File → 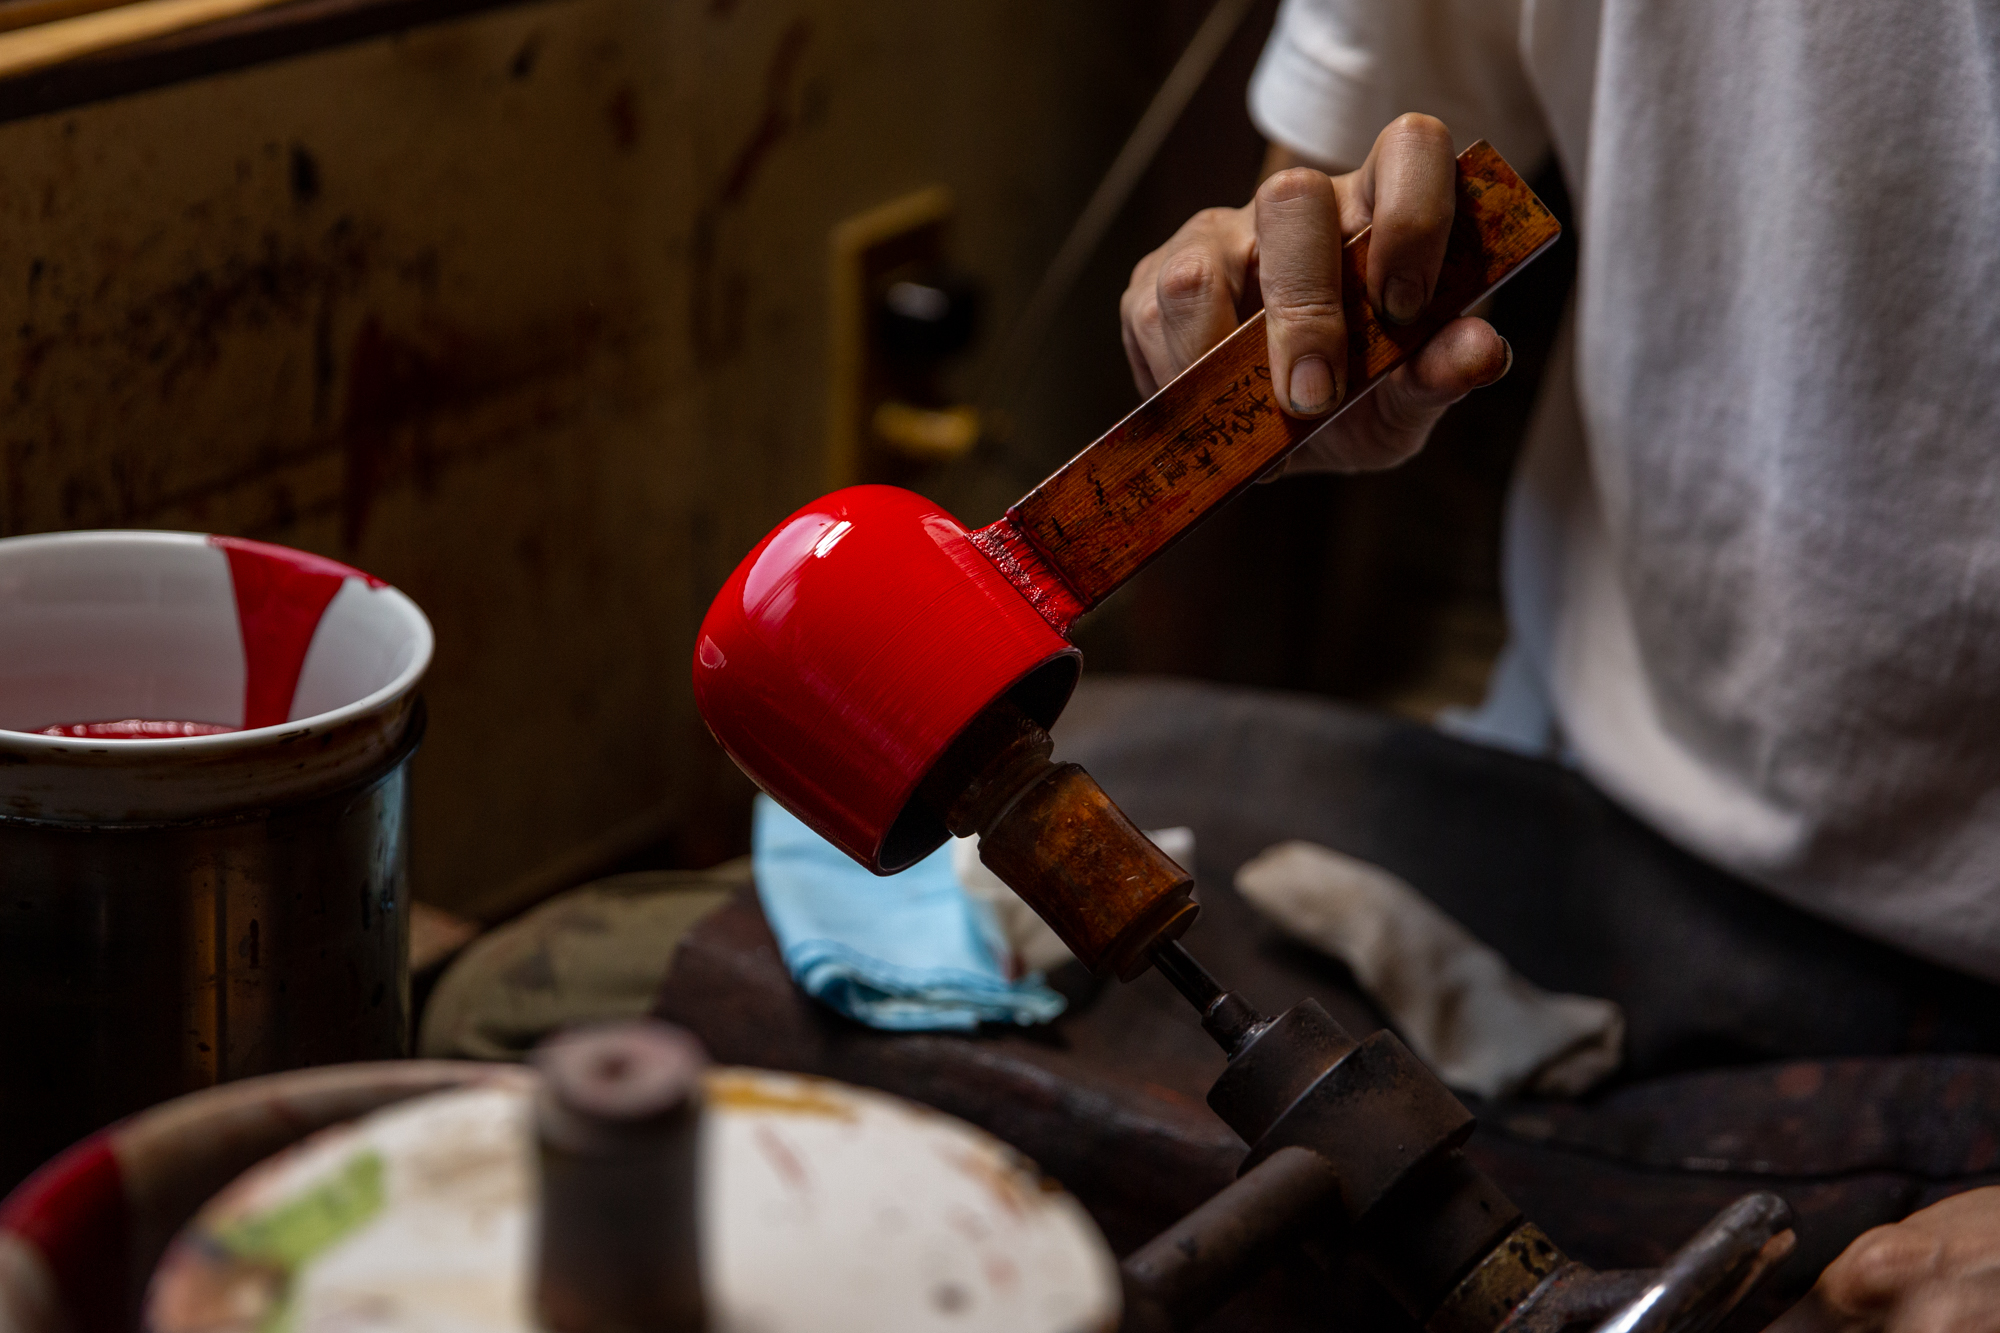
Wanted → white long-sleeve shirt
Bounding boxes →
[1250,0,2000,983]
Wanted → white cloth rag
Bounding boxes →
[953,827,1196,977]
[1236,841,1623,1100]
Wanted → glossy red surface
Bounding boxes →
[967,515,1086,635]
[209,536,383,729]
[694,486,1079,872]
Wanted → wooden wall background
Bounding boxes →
[0,0,1568,920]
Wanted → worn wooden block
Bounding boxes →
[971,140,1560,632]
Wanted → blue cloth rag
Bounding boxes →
[752,795,1066,1030]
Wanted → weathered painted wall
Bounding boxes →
[0,0,1200,916]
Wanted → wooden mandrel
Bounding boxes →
[918,700,1196,979]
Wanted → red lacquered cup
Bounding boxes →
[693,486,1078,872]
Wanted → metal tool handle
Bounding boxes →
[1591,1192,1796,1333]
[1119,1145,1342,1332]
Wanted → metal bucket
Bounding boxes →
[0,531,433,1190]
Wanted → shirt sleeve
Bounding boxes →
[1247,0,1551,174]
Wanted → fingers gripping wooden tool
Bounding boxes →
[704,145,1560,972]
[694,143,1558,978]
[693,146,1795,1332]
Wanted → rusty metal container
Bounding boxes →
[0,531,432,1190]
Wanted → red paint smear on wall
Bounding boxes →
[208,536,384,730]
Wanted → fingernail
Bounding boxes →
[1498,336,1515,380]
[1383,275,1425,325]
[1288,355,1335,415]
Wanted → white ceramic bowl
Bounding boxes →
[0,531,432,822]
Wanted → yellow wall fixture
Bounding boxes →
[869,400,979,464]
[820,180,960,482]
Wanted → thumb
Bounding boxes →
[1366,316,1509,437]
[1287,316,1510,473]
[1255,168,1349,419]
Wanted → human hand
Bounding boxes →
[1118,113,1512,473]
[1768,1188,2000,1332]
